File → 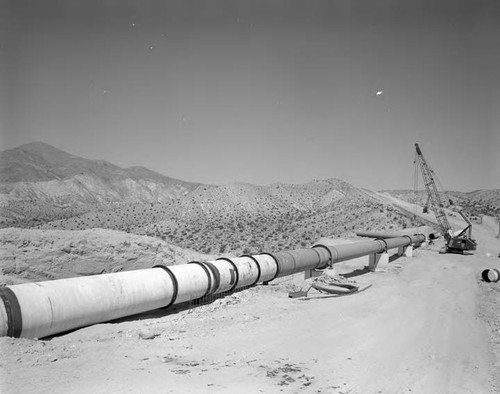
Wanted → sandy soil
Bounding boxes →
[1,218,499,393]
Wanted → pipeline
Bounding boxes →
[0,234,425,339]
[356,230,412,239]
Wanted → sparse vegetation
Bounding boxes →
[384,189,500,219]
[31,180,423,255]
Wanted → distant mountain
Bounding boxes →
[0,142,200,227]
[0,141,196,186]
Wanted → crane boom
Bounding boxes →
[414,143,452,238]
[414,143,477,254]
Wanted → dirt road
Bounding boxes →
[1,219,499,393]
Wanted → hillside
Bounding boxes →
[0,227,212,286]
[384,189,500,219]
[40,180,420,255]
[0,142,200,227]
[1,142,425,256]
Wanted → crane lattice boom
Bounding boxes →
[414,143,476,253]
[414,143,452,239]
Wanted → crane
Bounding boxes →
[414,143,477,254]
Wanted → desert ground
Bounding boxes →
[1,216,499,393]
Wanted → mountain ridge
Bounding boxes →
[0,142,200,227]
[0,141,196,186]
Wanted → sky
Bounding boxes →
[1,0,499,191]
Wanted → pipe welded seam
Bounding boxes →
[0,287,22,338]
[152,265,178,308]
[203,262,221,294]
[216,258,240,291]
[241,254,262,285]
[329,246,340,264]
[188,262,212,297]
[312,244,332,268]
[260,253,280,281]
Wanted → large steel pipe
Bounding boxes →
[265,248,331,279]
[314,234,424,266]
[356,230,410,239]
[0,235,424,339]
[356,231,427,242]
[251,254,279,282]
[0,268,175,339]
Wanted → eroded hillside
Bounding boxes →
[384,189,500,219]
[0,228,212,286]
[1,143,425,256]
[39,180,421,255]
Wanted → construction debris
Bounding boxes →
[288,269,372,298]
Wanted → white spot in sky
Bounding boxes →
[131,22,136,28]
[149,45,154,50]
[376,91,383,96]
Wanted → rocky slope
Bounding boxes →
[0,228,212,286]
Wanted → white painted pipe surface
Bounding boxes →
[210,259,238,294]
[224,256,260,289]
[0,269,174,339]
[167,264,209,304]
[251,254,279,282]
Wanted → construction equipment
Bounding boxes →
[414,143,477,253]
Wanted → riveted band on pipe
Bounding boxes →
[188,262,212,297]
[330,246,340,264]
[312,244,332,268]
[216,257,240,291]
[379,239,388,252]
[260,253,280,281]
[203,262,221,295]
[0,287,23,338]
[402,235,412,245]
[152,265,178,308]
[240,255,262,285]
[315,244,340,265]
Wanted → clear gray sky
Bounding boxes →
[1,0,499,191]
